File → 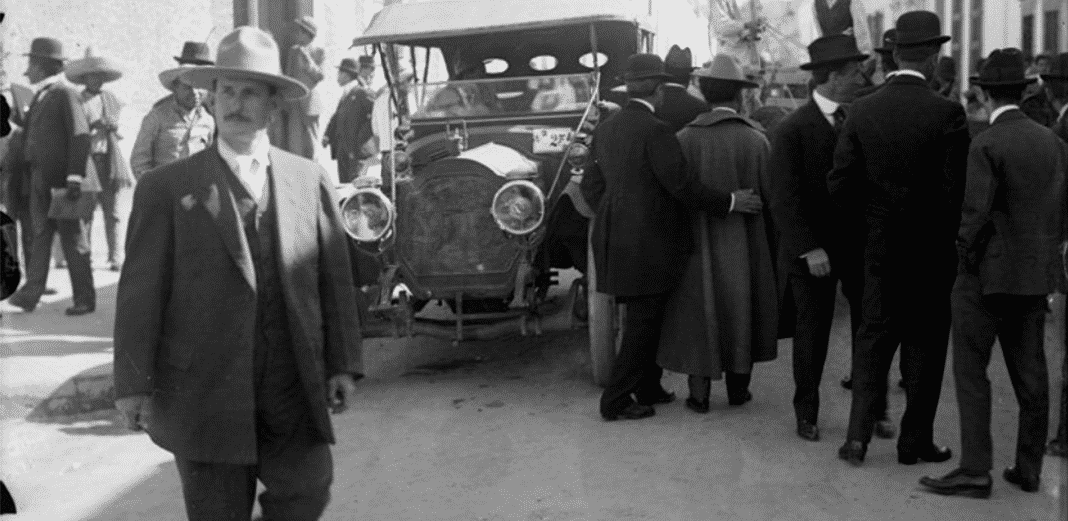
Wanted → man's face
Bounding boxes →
[83,73,105,93]
[214,76,277,138]
[359,66,374,85]
[294,30,312,46]
[337,70,354,87]
[24,59,47,85]
[173,78,203,110]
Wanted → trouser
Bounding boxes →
[599,292,670,415]
[10,210,32,268]
[287,112,320,161]
[1053,299,1068,447]
[951,273,1049,479]
[88,187,126,263]
[846,221,954,450]
[687,373,751,402]
[15,190,94,307]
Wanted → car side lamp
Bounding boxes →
[490,178,545,236]
[340,176,396,244]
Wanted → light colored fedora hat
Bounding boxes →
[159,64,202,90]
[692,54,759,89]
[181,26,309,101]
[65,47,123,84]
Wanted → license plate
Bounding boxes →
[532,128,574,154]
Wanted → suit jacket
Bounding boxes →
[1021,88,1057,127]
[24,79,90,189]
[659,83,708,133]
[1051,108,1068,143]
[958,109,1068,296]
[324,83,377,162]
[828,74,969,246]
[114,145,364,464]
[581,101,732,297]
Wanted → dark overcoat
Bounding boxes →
[24,80,90,190]
[113,145,364,464]
[659,83,708,133]
[580,100,732,297]
[957,109,1068,296]
[324,83,377,177]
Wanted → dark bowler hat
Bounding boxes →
[894,11,950,47]
[24,37,66,62]
[175,41,214,65]
[617,53,673,82]
[357,55,375,68]
[874,29,897,55]
[338,57,361,77]
[800,34,868,71]
[1040,52,1068,82]
[970,48,1035,87]
[664,45,696,73]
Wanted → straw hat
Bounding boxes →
[181,26,309,101]
[65,47,123,84]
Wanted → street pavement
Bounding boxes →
[1,223,1066,520]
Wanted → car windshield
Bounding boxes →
[410,73,596,119]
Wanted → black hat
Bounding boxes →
[24,37,66,62]
[874,29,897,55]
[664,45,696,75]
[175,41,214,66]
[338,58,361,77]
[357,55,375,68]
[617,53,673,82]
[1041,52,1068,82]
[969,48,1035,87]
[799,35,868,71]
[894,11,950,47]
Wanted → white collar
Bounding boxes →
[989,104,1019,125]
[35,73,64,92]
[711,106,738,114]
[664,82,688,88]
[631,98,656,113]
[886,69,927,81]
[217,133,271,170]
[811,90,840,116]
[1058,103,1068,123]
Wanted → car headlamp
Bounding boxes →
[490,180,545,235]
[566,143,589,169]
[340,187,396,243]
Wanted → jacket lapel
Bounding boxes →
[268,148,309,294]
[199,148,256,290]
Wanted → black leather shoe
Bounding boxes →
[636,390,676,406]
[840,376,852,390]
[6,293,36,313]
[898,444,953,465]
[602,403,655,422]
[64,303,95,316]
[727,390,753,406]
[919,468,992,499]
[797,420,820,441]
[838,440,867,466]
[874,419,897,439]
[1003,467,1039,492]
[684,397,710,413]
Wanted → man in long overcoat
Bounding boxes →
[113,27,362,520]
[323,57,377,183]
[582,53,760,421]
[657,54,777,413]
[828,11,970,466]
[659,45,708,133]
[919,48,1068,498]
[282,16,325,160]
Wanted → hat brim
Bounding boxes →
[690,74,759,89]
[895,35,952,47]
[617,72,674,82]
[181,67,310,101]
[67,69,122,84]
[24,52,66,62]
[799,53,869,71]
[338,66,362,77]
[295,20,317,38]
[1040,74,1068,82]
[969,76,1038,87]
[175,56,214,66]
[159,67,198,90]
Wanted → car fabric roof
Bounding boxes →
[352,0,652,46]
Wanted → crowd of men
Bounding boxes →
[585,9,1068,501]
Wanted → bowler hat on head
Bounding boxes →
[893,11,950,47]
[65,47,123,85]
[175,41,214,65]
[800,34,868,71]
[874,29,897,54]
[294,16,317,38]
[181,26,309,100]
[24,37,66,62]
[338,58,361,77]
[970,48,1035,87]
[1040,52,1068,82]
[692,54,759,89]
[617,53,673,82]
[664,45,696,73]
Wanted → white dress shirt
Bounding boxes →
[217,133,271,199]
[988,104,1020,125]
[811,90,843,127]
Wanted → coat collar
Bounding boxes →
[686,106,762,131]
[990,107,1027,126]
[885,73,929,88]
[627,98,656,114]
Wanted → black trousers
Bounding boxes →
[951,273,1049,479]
[599,292,670,415]
[14,187,94,307]
[846,221,954,450]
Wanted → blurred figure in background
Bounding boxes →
[130,63,215,181]
[323,57,377,183]
[282,16,325,160]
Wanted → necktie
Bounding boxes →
[832,106,847,133]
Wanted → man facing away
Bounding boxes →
[130,58,215,181]
[282,16,325,160]
[828,11,970,466]
[658,45,708,133]
[114,27,363,521]
[582,53,761,422]
[323,57,377,183]
[918,48,1068,498]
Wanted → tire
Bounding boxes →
[587,221,621,387]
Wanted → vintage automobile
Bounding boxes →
[341,0,657,384]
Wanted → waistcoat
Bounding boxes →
[815,0,854,37]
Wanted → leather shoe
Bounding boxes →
[797,420,820,441]
[636,390,676,406]
[1003,467,1039,492]
[874,419,897,439]
[919,468,992,499]
[727,390,753,406]
[64,303,95,316]
[840,376,852,390]
[838,440,867,466]
[6,293,36,312]
[898,444,953,465]
[684,397,710,414]
[602,403,655,422]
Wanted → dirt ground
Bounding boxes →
[1,226,1066,520]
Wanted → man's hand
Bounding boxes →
[65,180,82,201]
[115,395,152,431]
[327,373,358,414]
[731,188,763,214]
[802,248,832,277]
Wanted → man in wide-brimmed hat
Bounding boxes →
[829,10,970,467]
[656,54,775,415]
[659,44,708,132]
[279,15,326,160]
[582,53,761,422]
[6,37,96,317]
[323,57,377,182]
[114,26,362,521]
[130,43,216,182]
[65,48,133,272]
[919,48,1068,499]
[769,34,893,443]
